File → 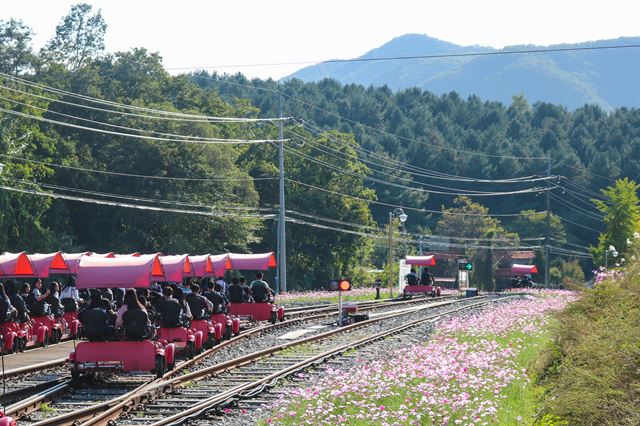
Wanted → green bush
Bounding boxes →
[535,259,640,425]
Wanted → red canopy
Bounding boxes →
[405,255,436,267]
[210,254,231,276]
[28,252,70,277]
[76,254,165,289]
[0,252,36,277]
[189,254,214,277]
[92,252,115,258]
[512,264,539,274]
[227,252,276,271]
[159,255,193,282]
[115,252,141,257]
[63,252,92,274]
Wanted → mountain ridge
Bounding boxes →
[287,34,640,109]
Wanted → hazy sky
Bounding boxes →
[3,0,639,79]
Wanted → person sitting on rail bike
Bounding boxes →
[79,290,115,341]
[112,287,125,309]
[420,267,436,286]
[170,284,192,321]
[405,268,419,286]
[203,282,229,313]
[215,276,229,297]
[239,277,252,301]
[185,283,214,320]
[27,278,51,316]
[115,289,151,339]
[5,280,29,322]
[228,277,248,304]
[20,282,31,303]
[157,287,190,328]
[61,276,84,314]
[0,283,18,322]
[46,281,64,318]
[250,272,274,303]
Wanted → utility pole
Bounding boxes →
[277,93,287,293]
[544,157,551,288]
[387,213,394,298]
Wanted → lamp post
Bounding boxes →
[605,245,618,269]
[388,208,408,298]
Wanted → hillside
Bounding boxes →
[288,34,640,110]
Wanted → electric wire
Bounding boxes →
[0,94,279,143]
[0,154,276,182]
[0,107,285,144]
[555,214,603,234]
[297,119,551,183]
[0,72,288,123]
[285,145,547,197]
[286,178,546,218]
[550,193,604,221]
[167,44,640,70]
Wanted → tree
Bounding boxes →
[591,178,640,266]
[0,19,36,75]
[435,196,519,290]
[42,3,106,71]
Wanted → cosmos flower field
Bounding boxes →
[262,291,577,425]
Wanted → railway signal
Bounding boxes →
[458,261,473,271]
[338,279,351,291]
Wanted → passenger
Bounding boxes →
[100,288,115,310]
[20,283,30,302]
[27,278,51,316]
[228,277,245,304]
[250,273,274,303]
[185,283,213,320]
[203,282,227,314]
[115,289,148,329]
[215,276,229,296]
[157,287,188,327]
[216,282,231,306]
[61,276,83,313]
[46,282,64,317]
[511,275,521,288]
[0,283,17,322]
[112,288,125,308]
[5,280,29,322]
[171,285,192,320]
[79,291,114,341]
[239,277,251,301]
[405,268,419,286]
[420,267,435,286]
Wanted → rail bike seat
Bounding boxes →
[122,310,150,340]
[81,308,113,341]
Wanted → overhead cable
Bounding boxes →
[0,72,288,123]
[0,107,285,144]
[286,178,546,218]
[0,154,276,182]
[285,146,546,197]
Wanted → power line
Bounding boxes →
[0,106,285,145]
[550,193,604,221]
[289,124,555,185]
[556,214,603,234]
[0,153,276,182]
[0,94,281,144]
[286,178,546,218]
[285,145,546,197]
[189,73,550,161]
[0,72,288,123]
[0,182,275,220]
[166,43,640,70]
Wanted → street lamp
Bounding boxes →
[388,208,408,298]
[605,245,618,269]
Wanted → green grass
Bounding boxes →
[280,292,392,305]
[39,402,56,417]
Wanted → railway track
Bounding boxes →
[3,294,464,424]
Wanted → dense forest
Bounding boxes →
[0,4,638,290]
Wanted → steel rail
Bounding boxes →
[84,297,487,426]
[152,297,498,425]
